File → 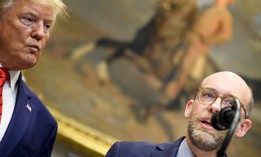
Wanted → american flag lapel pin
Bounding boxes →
[26,104,32,112]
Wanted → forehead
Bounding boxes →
[5,0,54,20]
[201,72,250,105]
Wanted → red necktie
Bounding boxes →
[0,68,10,124]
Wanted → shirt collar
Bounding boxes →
[177,138,227,157]
[8,70,20,92]
[177,138,195,157]
[0,63,20,92]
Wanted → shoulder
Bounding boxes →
[105,137,185,157]
[105,141,158,157]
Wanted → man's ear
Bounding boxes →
[235,119,252,137]
[184,100,194,118]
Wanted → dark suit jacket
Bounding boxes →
[105,137,185,157]
[0,74,58,157]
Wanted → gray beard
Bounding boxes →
[187,114,227,151]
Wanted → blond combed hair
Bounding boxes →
[0,0,68,23]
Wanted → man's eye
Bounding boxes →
[45,24,50,30]
[25,17,33,22]
[203,92,215,98]
[21,17,35,25]
[223,98,234,107]
[44,23,52,32]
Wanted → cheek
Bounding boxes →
[40,35,50,49]
[185,106,199,119]
[1,25,28,48]
[190,106,206,117]
[0,33,18,55]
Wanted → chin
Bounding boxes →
[26,62,38,69]
[26,58,39,67]
[15,61,38,70]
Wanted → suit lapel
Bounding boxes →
[0,75,33,155]
[151,137,185,157]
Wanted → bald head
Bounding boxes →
[201,71,253,117]
[216,0,235,6]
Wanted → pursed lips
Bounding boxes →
[28,44,40,52]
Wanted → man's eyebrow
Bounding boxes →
[223,93,238,98]
[21,10,53,21]
[44,19,53,23]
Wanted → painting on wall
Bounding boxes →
[24,0,261,156]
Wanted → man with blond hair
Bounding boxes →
[0,0,67,156]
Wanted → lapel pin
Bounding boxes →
[26,104,32,112]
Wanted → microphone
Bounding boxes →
[211,106,235,130]
[211,99,241,157]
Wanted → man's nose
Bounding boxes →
[31,22,45,40]
[209,97,222,113]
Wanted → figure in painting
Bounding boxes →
[68,0,234,140]
[163,0,235,106]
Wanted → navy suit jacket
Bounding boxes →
[105,137,185,157]
[0,74,58,157]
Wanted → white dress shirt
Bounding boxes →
[0,65,20,141]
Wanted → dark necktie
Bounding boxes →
[0,68,10,124]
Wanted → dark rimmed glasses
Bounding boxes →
[194,87,249,119]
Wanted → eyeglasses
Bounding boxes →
[195,87,249,119]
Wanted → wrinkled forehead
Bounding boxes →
[1,0,56,16]
[201,72,251,105]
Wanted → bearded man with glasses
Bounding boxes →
[105,71,253,157]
